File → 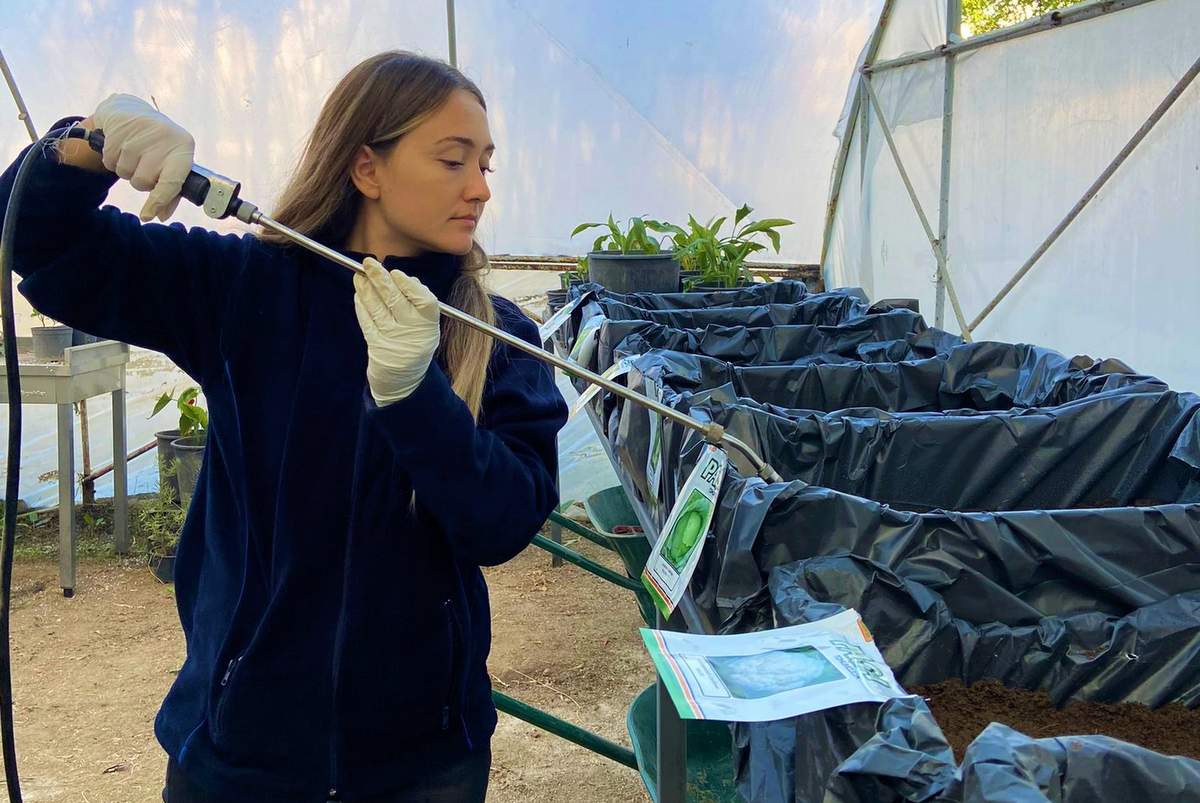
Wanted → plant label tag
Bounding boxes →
[571,358,633,418]
[641,445,727,618]
[538,292,591,344]
[568,314,605,369]
[645,376,665,505]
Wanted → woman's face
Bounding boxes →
[352,88,494,256]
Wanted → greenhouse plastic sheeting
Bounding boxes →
[2,2,883,334]
[728,554,1200,802]
[825,0,1200,392]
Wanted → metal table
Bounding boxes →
[0,339,130,596]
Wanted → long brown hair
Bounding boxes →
[262,51,495,419]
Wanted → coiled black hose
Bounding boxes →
[1,120,85,803]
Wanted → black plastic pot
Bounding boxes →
[587,252,680,295]
[172,434,207,508]
[546,289,568,313]
[31,325,73,361]
[155,429,182,504]
[149,551,176,584]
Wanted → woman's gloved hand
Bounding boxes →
[354,258,442,406]
[93,93,195,223]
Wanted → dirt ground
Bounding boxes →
[1,511,654,802]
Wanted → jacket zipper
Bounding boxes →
[442,599,459,731]
[213,655,242,736]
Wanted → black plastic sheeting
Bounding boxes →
[584,292,868,330]
[590,309,932,373]
[628,341,1161,415]
[736,555,1200,802]
[558,281,1200,803]
[665,384,1200,511]
[570,279,811,309]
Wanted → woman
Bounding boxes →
[0,52,567,802]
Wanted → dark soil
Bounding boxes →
[910,679,1200,762]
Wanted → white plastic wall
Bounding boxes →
[2,1,881,278]
[825,0,1200,391]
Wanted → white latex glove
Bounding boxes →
[93,93,195,222]
[354,258,442,406]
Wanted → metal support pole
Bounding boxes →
[446,0,458,68]
[866,0,1159,75]
[967,51,1200,333]
[56,403,76,597]
[111,373,129,555]
[934,0,960,329]
[861,76,973,340]
[492,690,639,770]
[0,48,37,141]
[818,0,896,269]
[656,609,687,803]
[549,436,563,568]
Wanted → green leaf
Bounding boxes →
[765,230,781,253]
[570,222,603,238]
[738,218,795,236]
[178,386,199,406]
[707,216,727,236]
[151,391,174,418]
[734,204,752,226]
[606,214,624,249]
[591,234,609,253]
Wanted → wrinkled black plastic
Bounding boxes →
[561,280,1200,803]
[593,309,930,373]
[666,384,1200,511]
[630,341,1160,414]
[585,292,867,330]
[571,279,811,309]
[758,559,1200,802]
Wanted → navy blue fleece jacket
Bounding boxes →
[0,131,567,801]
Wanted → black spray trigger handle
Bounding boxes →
[85,127,216,211]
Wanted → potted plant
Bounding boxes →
[653,205,793,291]
[571,214,680,294]
[557,255,589,292]
[29,309,74,361]
[153,387,208,507]
[137,487,185,583]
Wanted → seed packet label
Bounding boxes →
[571,358,633,418]
[645,376,665,505]
[639,609,905,721]
[642,445,727,618]
[568,314,605,368]
[538,292,590,344]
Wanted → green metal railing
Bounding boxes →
[492,690,638,770]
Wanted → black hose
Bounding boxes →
[0,122,81,803]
